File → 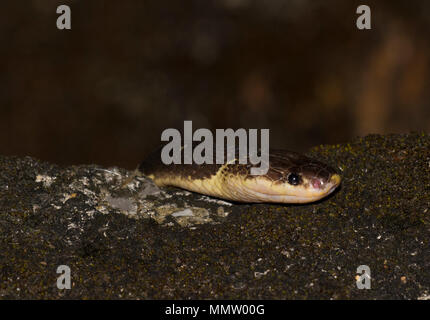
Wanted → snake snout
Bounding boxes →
[329,173,341,186]
[309,173,341,191]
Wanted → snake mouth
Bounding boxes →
[240,173,341,203]
[323,174,341,195]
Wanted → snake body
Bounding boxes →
[139,147,341,203]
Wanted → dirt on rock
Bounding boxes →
[0,133,429,299]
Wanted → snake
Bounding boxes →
[139,147,341,203]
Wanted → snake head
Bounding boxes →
[240,150,341,203]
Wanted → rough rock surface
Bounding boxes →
[0,133,429,299]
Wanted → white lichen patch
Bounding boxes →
[136,178,161,198]
[175,190,192,196]
[67,222,78,230]
[141,204,214,227]
[62,193,77,203]
[105,195,138,217]
[151,204,179,224]
[173,207,211,227]
[199,195,233,206]
[35,174,56,187]
[254,269,270,279]
[80,176,90,186]
[172,208,194,217]
[36,165,231,228]
[95,204,110,215]
[418,292,430,300]
[217,206,230,217]
[124,179,141,192]
[100,168,123,183]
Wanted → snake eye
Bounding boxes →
[287,173,301,186]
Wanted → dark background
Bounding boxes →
[1,0,430,169]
